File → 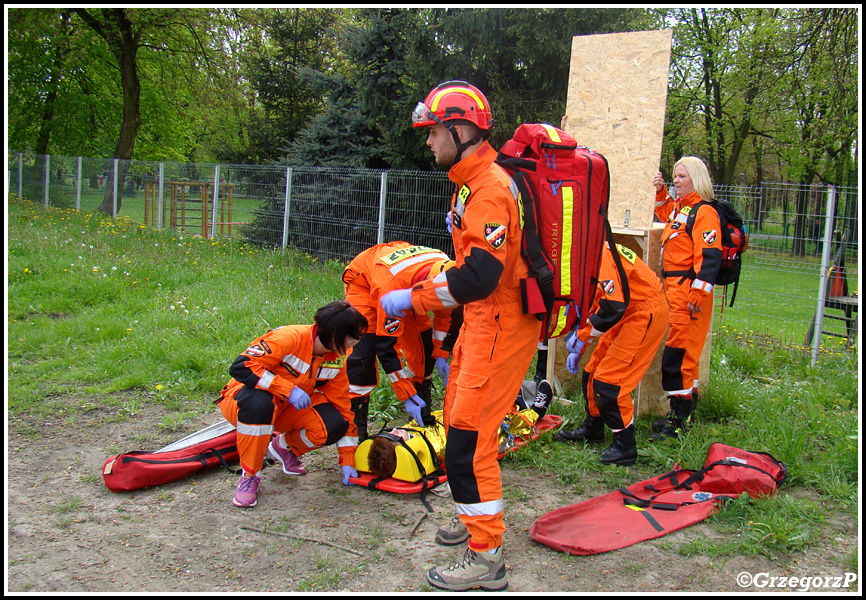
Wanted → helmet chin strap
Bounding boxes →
[445,123,482,166]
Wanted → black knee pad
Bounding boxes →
[347,334,379,386]
[314,403,350,446]
[661,346,687,391]
[592,378,625,430]
[235,386,276,425]
[444,426,480,504]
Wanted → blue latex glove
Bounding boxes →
[341,465,357,486]
[436,356,450,388]
[566,351,584,374]
[445,210,453,234]
[405,394,426,425]
[381,289,413,317]
[288,386,311,409]
[566,333,586,355]
[565,335,587,375]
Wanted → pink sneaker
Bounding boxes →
[267,436,307,475]
[232,473,261,508]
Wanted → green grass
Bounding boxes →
[7,194,345,416]
[6,193,859,561]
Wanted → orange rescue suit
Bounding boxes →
[218,324,357,476]
[575,243,668,429]
[654,189,723,394]
[343,241,455,402]
[410,141,541,552]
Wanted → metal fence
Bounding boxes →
[7,152,859,362]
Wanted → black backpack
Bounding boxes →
[685,200,748,307]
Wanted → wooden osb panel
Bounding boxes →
[562,30,673,230]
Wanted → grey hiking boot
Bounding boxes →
[426,546,508,591]
[434,514,469,546]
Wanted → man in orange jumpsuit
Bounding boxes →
[342,241,458,439]
[381,81,540,592]
[217,300,367,508]
[555,242,668,465]
[652,157,722,439]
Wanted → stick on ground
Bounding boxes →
[241,525,364,557]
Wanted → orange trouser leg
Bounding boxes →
[444,302,541,552]
[585,299,669,428]
[280,393,347,457]
[662,279,713,393]
[219,387,284,476]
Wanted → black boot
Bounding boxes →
[534,349,548,384]
[650,394,694,441]
[556,414,604,443]
[414,380,436,426]
[601,426,637,466]
[351,395,370,442]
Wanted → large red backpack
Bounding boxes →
[496,123,625,340]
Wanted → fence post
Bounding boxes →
[112,158,119,218]
[210,165,220,239]
[282,167,293,248]
[157,162,165,229]
[810,185,837,367]
[44,154,50,209]
[76,157,82,210]
[18,153,23,198]
[377,171,388,245]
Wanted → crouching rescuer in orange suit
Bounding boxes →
[556,242,668,465]
[381,80,541,592]
[216,300,367,508]
[652,157,722,439]
[342,241,459,440]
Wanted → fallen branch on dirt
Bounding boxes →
[408,512,427,537]
[240,525,363,557]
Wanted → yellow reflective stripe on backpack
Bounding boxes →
[560,186,574,295]
[540,123,562,143]
[550,306,570,338]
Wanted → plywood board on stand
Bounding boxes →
[562,29,672,230]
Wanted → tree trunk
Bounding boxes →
[73,9,142,215]
[97,11,141,214]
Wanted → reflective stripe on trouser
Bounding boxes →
[584,297,669,429]
[220,389,348,474]
[662,277,713,393]
[219,386,280,476]
[443,300,541,552]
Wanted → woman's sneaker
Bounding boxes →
[267,436,307,475]
[232,473,261,508]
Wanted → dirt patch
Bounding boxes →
[6,396,859,593]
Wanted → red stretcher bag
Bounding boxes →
[102,422,240,493]
[530,443,786,555]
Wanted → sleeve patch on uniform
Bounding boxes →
[615,244,637,264]
[602,279,616,295]
[458,184,471,204]
[245,343,267,357]
[384,317,402,335]
[702,229,718,245]
[484,223,507,249]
